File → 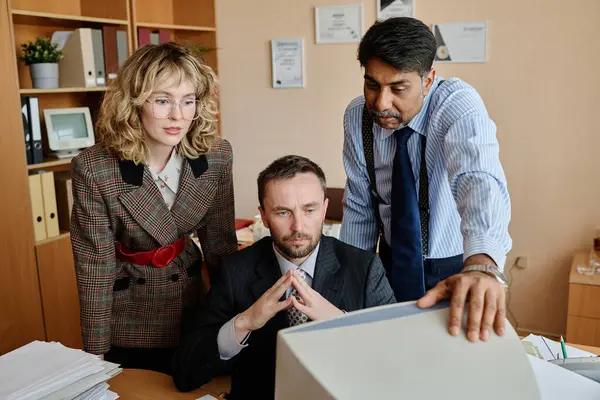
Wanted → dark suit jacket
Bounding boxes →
[172,235,395,399]
[70,139,238,355]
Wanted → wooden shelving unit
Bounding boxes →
[27,157,72,170]
[20,87,107,94]
[1,0,220,355]
[12,9,128,27]
[135,21,216,32]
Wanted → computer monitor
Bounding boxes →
[43,107,95,159]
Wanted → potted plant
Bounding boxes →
[18,36,64,89]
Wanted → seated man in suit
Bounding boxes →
[172,155,395,399]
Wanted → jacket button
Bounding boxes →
[170,274,179,282]
[137,278,146,285]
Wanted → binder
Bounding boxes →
[22,96,43,164]
[59,28,97,88]
[102,26,119,81]
[137,28,151,46]
[159,29,171,44]
[150,32,160,45]
[91,29,106,86]
[116,30,128,67]
[28,174,47,242]
[21,99,33,164]
[40,171,60,238]
[54,171,73,231]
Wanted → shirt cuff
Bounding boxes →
[463,235,507,271]
[217,314,250,360]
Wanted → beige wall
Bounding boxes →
[215,0,600,335]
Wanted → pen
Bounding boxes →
[560,335,568,359]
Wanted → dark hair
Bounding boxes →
[257,155,327,208]
[358,17,436,77]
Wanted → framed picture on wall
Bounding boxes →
[271,38,305,88]
[314,4,364,44]
[377,0,414,20]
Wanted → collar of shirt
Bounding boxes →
[272,241,320,280]
[148,150,184,193]
[376,76,442,141]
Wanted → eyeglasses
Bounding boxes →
[147,97,200,121]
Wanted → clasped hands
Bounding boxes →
[234,270,342,341]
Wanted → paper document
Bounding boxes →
[527,354,600,399]
[521,334,596,361]
[0,341,121,400]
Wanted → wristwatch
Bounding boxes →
[462,264,508,288]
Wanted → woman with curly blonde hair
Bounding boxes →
[70,42,238,374]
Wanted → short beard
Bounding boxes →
[273,230,321,259]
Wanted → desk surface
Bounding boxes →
[108,370,230,399]
[107,343,600,398]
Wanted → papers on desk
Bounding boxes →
[0,341,122,400]
[520,334,600,399]
[521,334,596,360]
[276,301,541,399]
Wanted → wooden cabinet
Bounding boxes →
[0,0,46,355]
[36,234,83,349]
[566,250,600,346]
[1,0,219,355]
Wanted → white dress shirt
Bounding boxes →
[147,150,183,209]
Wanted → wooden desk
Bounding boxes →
[107,343,600,398]
[108,370,230,399]
[567,250,600,346]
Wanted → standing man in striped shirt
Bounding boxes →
[340,17,512,343]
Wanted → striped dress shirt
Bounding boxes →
[340,76,512,270]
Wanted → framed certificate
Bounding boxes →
[271,38,305,88]
[315,4,364,44]
[377,0,414,20]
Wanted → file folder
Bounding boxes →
[59,28,97,88]
[28,174,46,242]
[40,171,60,238]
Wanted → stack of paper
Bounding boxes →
[521,334,600,399]
[0,341,122,400]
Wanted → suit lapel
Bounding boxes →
[312,237,345,307]
[251,239,283,302]
[170,156,216,236]
[118,160,178,246]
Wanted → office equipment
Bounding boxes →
[529,354,600,398]
[40,171,60,238]
[560,335,568,359]
[90,29,106,86]
[28,174,46,242]
[21,100,33,164]
[54,172,73,231]
[21,96,43,164]
[548,357,600,383]
[276,302,540,399]
[43,107,95,159]
[57,28,97,88]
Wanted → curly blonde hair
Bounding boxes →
[96,43,219,163]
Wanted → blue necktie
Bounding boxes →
[390,127,426,301]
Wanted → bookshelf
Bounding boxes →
[1,0,220,355]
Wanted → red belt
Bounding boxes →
[115,237,186,268]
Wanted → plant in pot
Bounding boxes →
[18,36,64,89]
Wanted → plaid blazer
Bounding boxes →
[70,138,238,355]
